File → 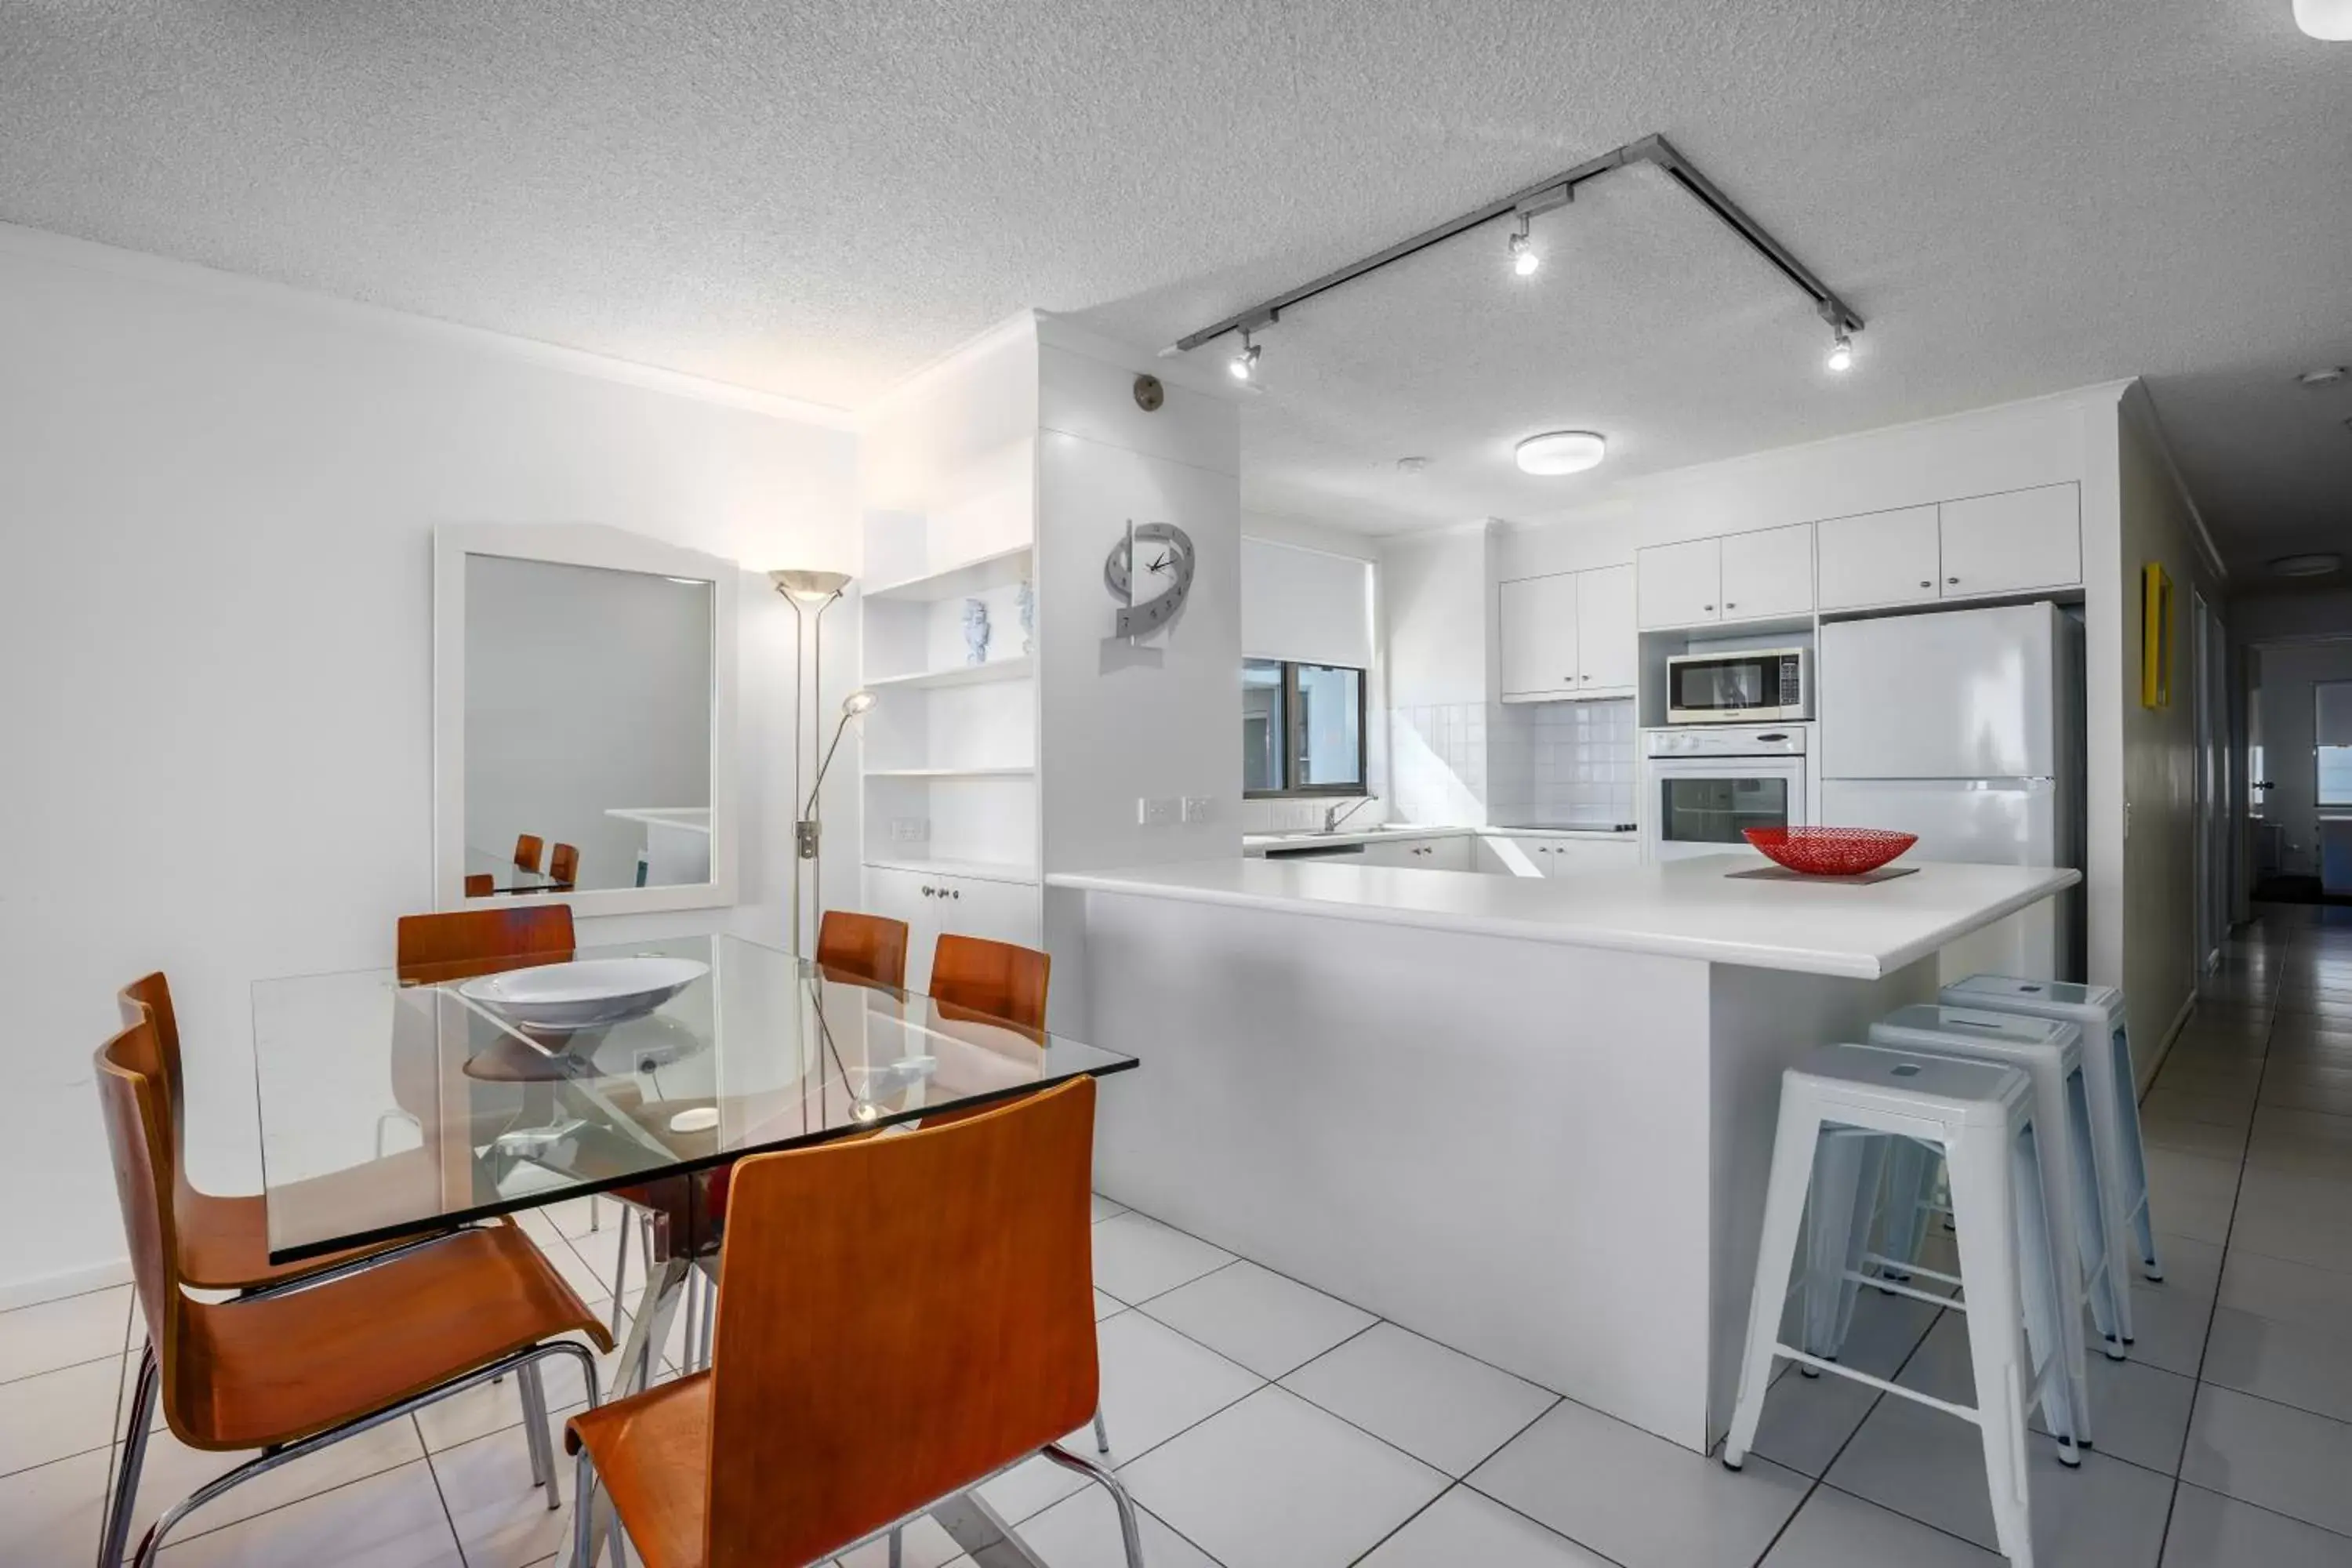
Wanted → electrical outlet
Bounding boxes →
[1181,795,1214,823]
[1138,797,1176,826]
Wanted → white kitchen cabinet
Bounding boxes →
[861,865,1040,993]
[1574,564,1637,695]
[1816,505,1943,612]
[1500,565,1634,701]
[1421,834,1472,870]
[1544,838,1640,873]
[1358,833,1470,869]
[1475,836,1640,876]
[1718,524,1815,619]
[1636,537,1722,629]
[1499,573,1581,698]
[1939,484,2082,600]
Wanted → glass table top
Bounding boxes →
[250,933,1134,1263]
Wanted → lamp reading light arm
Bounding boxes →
[802,710,859,818]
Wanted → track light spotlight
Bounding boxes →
[1826,331,1855,372]
[1229,331,1261,382]
[1508,216,1540,278]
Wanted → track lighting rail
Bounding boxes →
[1168,133,1864,356]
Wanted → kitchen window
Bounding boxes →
[1243,659,1367,797]
[2321,682,2352,808]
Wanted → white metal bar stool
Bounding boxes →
[1943,975,2164,1328]
[1724,1043,2078,1568]
[1867,1007,2121,1439]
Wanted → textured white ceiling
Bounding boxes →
[2,2,2347,573]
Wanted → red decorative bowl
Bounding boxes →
[1744,827,1919,876]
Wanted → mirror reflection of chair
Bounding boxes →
[464,873,495,898]
[514,833,546,873]
[563,1076,1142,1568]
[93,1011,615,1567]
[548,841,579,890]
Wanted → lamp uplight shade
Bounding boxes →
[2295,0,2352,38]
[841,689,877,717]
[768,568,852,603]
[1514,430,1608,476]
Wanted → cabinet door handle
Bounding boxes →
[1725,601,1737,610]
[1947,576,1960,585]
[951,888,961,899]
[1578,673,1591,681]
[1919,580,1932,589]
[919,885,935,897]
[1703,604,1715,612]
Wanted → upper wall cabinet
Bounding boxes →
[1815,506,1942,611]
[1636,524,1815,630]
[1499,563,1634,702]
[1939,484,2082,600]
[1814,484,2082,612]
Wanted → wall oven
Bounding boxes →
[1664,647,1809,724]
[1640,724,1809,862]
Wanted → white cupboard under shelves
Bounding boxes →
[1500,564,1635,701]
[863,865,1041,995]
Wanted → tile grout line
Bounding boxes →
[414,1411,474,1566]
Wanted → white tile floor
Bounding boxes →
[13,905,2352,1565]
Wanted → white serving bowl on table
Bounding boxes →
[458,955,710,1033]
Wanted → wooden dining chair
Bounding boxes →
[514,833,546,873]
[93,1014,615,1568]
[464,873,495,898]
[816,908,910,989]
[397,903,575,982]
[548,842,580,889]
[929,933,1051,1030]
[115,974,423,1294]
[563,1075,1137,1568]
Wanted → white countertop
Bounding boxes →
[1241,824,1638,851]
[1047,854,2081,979]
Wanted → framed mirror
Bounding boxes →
[434,524,739,915]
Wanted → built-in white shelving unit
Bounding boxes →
[863,543,1033,603]
[863,654,1034,693]
[865,764,1036,779]
[861,854,1040,886]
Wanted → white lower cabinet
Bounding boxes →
[1355,833,1472,869]
[861,865,1042,994]
[1475,836,1641,877]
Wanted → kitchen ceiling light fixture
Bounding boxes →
[1229,331,1261,382]
[1508,215,1540,277]
[1396,456,1429,474]
[1515,430,1608,476]
[2272,552,2343,577]
[2298,366,2347,386]
[2293,0,2352,39]
[1826,331,1855,372]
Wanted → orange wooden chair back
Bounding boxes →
[463,873,494,898]
[94,1016,201,1440]
[512,834,545,873]
[547,844,579,887]
[815,909,910,990]
[114,973,203,1235]
[703,1075,1098,1565]
[395,905,575,984]
[928,934,1050,1030]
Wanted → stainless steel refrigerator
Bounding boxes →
[1818,601,2085,980]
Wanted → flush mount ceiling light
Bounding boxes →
[1229,329,1261,382]
[1826,331,1856,372]
[2298,366,2347,386]
[1515,431,1608,476]
[2273,553,2344,577]
[2293,0,2352,39]
[1396,456,1429,474]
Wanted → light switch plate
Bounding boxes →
[1181,795,1214,823]
[1138,797,1176,826]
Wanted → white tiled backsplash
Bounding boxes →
[1489,698,1637,827]
[1388,702,1494,825]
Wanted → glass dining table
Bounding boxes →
[249,929,1135,1557]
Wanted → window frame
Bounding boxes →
[1242,658,1370,799]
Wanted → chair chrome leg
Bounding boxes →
[696,1265,717,1370]
[680,1266,699,1375]
[96,1343,158,1568]
[572,1450,598,1567]
[1040,1443,1144,1568]
[608,1207,632,1338]
[517,1363,557,1506]
[1092,1405,1111,1455]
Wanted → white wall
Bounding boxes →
[0,227,858,1303]
[1035,336,1242,872]
[465,555,714,891]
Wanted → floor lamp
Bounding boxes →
[768,570,870,959]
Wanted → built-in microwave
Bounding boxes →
[1664,647,1809,724]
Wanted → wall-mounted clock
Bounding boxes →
[1104,521,1196,641]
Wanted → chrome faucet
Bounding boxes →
[1323,796,1377,833]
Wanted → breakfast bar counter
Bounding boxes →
[1048,854,2081,1453]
